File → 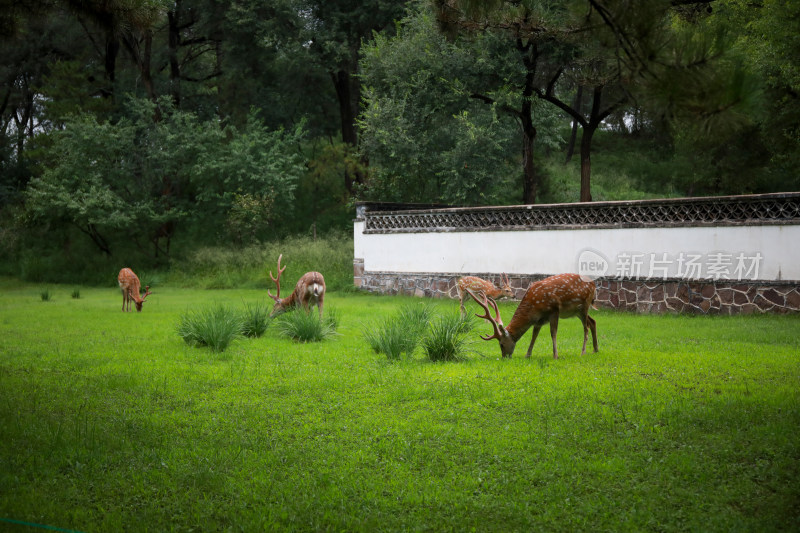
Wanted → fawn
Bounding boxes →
[453,274,514,317]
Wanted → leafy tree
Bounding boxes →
[193,113,306,243]
[25,97,305,257]
[434,0,766,201]
[359,7,526,205]
[700,0,800,192]
[296,0,410,195]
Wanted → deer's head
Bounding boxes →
[133,286,151,312]
[499,273,514,299]
[268,254,289,317]
[466,288,516,357]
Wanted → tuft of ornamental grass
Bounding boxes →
[363,302,433,359]
[40,288,51,301]
[177,304,243,352]
[421,312,477,362]
[71,288,81,299]
[363,317,411,359]
[239,301,271,338]
[275,308,338,343]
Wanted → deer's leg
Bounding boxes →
[587,315,598,353]
[579,311,590,355]
[525,324,543,358]
[549,312,560,359]
[458,290,467,318]
[121,290,126,312]
[318,295,324,319]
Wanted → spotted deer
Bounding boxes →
[118,268,152,312]
[466,273,598,359]
[268,254,326,318]
[452,274,514,317]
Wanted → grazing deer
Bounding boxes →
[452,274,514,317]
[118,268,152,312]
[466,273,598,359]
[268,254,326,318]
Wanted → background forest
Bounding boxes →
[1,0,798,283]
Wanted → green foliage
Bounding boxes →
[421,312,476,362]
[24,97,306,258]
[193,114,306,242]
[275,308,338,343]
[239,301,272,338]
[359,7,523,205]
[39,288,50,301]
[224,192,276,246]
[292,142,360,234]
[177,304,244,352]
[168,233,353,291]
[364,301,478,362]
[363,317,410,359]
[38,60,113,124]
[71,288,80,299]
[363,301,433,359]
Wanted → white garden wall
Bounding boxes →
[353,193,800,314]
[355,222,799,282]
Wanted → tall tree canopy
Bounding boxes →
[0,0,797,281]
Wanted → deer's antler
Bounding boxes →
[142,286,152,301]
[465,288,505,341]
[268,254,287,301]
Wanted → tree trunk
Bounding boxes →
[520,101,538,204]
[141,31,156,102]
[103,30,119,99]
[579,125,595,202]
[79,223,112,256]
[332,69,365,195]
[519,39,539,204]
[167,6,181,107]
[565,86,583,164]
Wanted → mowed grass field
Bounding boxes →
[1,280,798,532]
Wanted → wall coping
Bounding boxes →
[358,192,800,233]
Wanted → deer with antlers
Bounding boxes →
[466,273,598,359]
[452,274,514,317]
[118,268,152,312]
[268,254,326,318]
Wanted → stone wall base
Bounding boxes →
[353,262,800,314]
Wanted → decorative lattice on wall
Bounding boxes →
[361,193,800,234]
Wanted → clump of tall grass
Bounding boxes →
[40,288,51,301]
[363,302,433,360]
[422,313,477,362]
[177,304,243,352]
[240,301,271,338]
[71,289,81,299]
[275,308,338,343]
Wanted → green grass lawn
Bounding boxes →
[1,280,798,532]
